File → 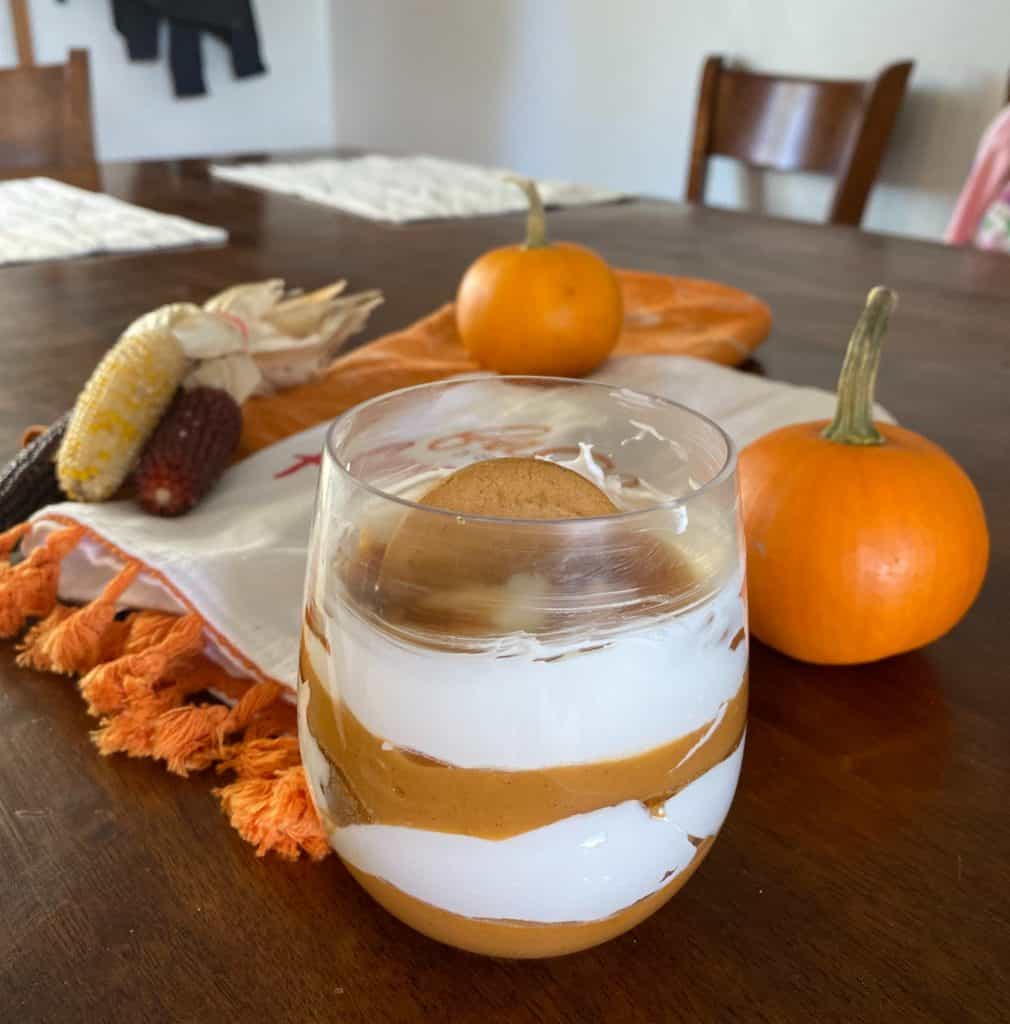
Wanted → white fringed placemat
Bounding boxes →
[210,154,624,223]
[0,178,227,267]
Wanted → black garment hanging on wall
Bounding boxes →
[111,0,266,98]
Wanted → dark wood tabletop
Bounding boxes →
[1,157,1007,1023]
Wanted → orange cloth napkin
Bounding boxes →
[240,272,771,456]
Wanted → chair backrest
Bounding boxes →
[0,49,96,170]
[686,56,913,226]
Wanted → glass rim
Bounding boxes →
[324,374,738,526]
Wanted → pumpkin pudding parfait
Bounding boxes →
[298,376,747,957]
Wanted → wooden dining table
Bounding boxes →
[1,156,1007,1023]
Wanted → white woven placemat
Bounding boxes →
[0,177,227,267]
[211,154,624,223]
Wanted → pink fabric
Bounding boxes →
[946,107,1010,246]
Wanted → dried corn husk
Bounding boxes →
[119,278,383,397]
[184,353,263,405]
[207,279,384,392]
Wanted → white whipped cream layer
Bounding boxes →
[320,737,743,924]
[307,576,746,771]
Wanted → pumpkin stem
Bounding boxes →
[822,286,897,446]
[507,176,548,248]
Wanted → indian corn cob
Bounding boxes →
[58,330,189,502]
[134,387,242,516]
[0,412,70,531]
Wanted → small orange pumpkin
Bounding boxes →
[456,178,622,376]
[739,287,989,665]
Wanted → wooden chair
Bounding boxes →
[0,0,96,172]
[686,56,914,227]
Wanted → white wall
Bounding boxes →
[5,0,1004,240]
[0,0,335,161]
[331,0,1010,241]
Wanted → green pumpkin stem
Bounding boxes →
[507,176,548,249]
[822,286,897,446]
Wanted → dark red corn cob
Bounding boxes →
[135,387,242,517]
[0,412,71,531]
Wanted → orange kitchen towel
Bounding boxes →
[239,273,771,455]
[2,271,770,862]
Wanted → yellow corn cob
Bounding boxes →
[57,329,189,502]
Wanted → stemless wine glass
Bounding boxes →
[298,376,747,958]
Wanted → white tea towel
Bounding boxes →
[0,177,227,266]
[23,356,890,695]
[210,155,623,223]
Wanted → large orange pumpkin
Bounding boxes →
[739,287,989,666]
[456,178,622,376]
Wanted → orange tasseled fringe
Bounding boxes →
[216,764,330,861]
[0,521,30,558]
[218,734,301,776]
[91,687,188,759]
[0,526,83,637]
[122,610,183,654]
[17,562,141,674]
[17,603,76,668]
[2,521,329,861]
[214,737,328,859]
[78,612,204,716]
[151,679,283,776]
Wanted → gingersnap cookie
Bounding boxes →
[419,457,619,520]
[372,457,618,633]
